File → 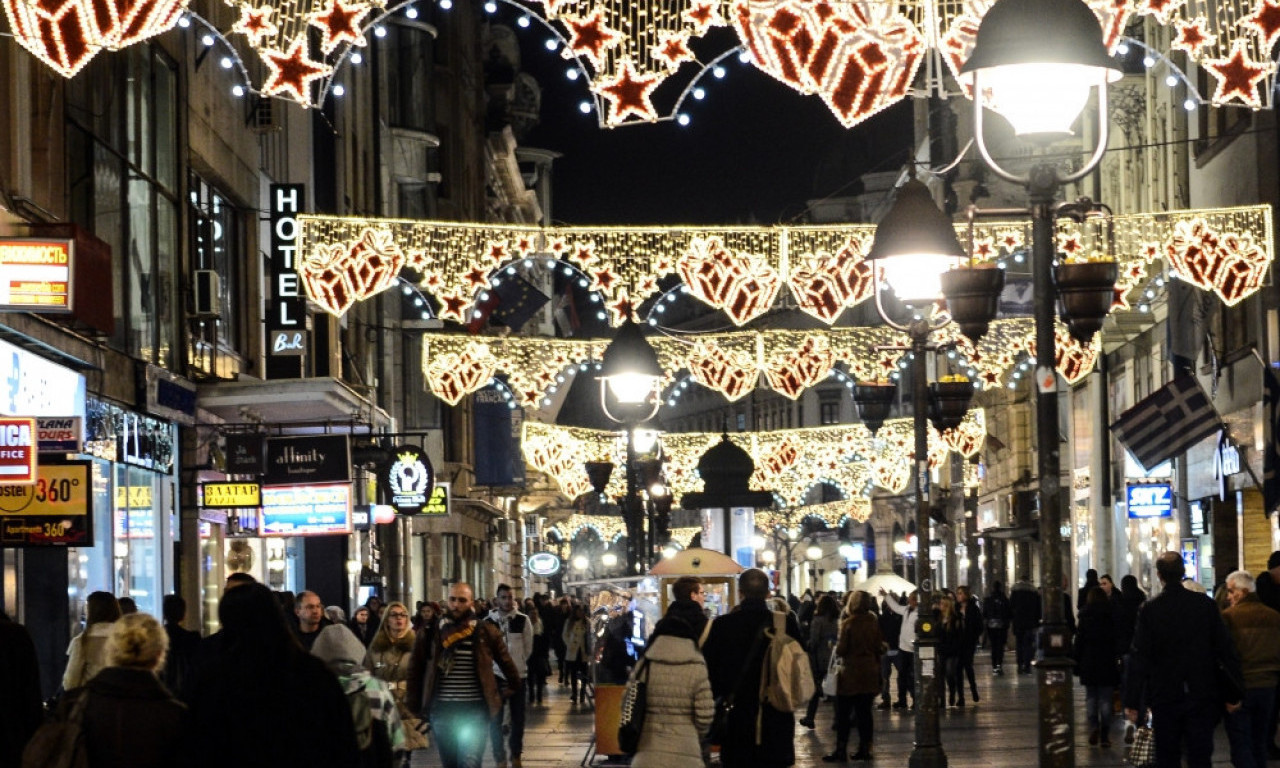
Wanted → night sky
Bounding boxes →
[513,23,916,226]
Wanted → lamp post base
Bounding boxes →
[1035,653,1076,768]
[909,744,949,768]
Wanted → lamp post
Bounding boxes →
[867,177,1001,768]
[600,319,664,574]
[959,3,1120,767]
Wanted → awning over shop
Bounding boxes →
[197,376,391,429]
[974,525,1039,541]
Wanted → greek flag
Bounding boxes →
[1110,376,1223,472]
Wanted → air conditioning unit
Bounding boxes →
[193,270,221,317]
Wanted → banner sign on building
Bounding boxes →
[1,338,87,420]
[267,184,306,358]
[0,460,92,545]
[225,433,267,475]
[473,385,525,487]
[36,417,82,452]
[1126,483,1173,518]
[264,435,350,485]
[200,482,262,509]
[0,417,37,484]
[259,483,352,536]
[382,445,433,514]
[421,482,450,516]
[138,364,197,426]
[0,238,73,312]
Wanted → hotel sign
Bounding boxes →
[268,184,306,358]
[0,238,72,312]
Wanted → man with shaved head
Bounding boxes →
[408,582,521,768]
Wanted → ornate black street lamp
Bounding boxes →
[600,318,663,574]
[867,177,1000,768]
[959,4,1121,767]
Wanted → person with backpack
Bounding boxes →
[312,624,407,768]
[823,590,884,763]
[703,568,805,768]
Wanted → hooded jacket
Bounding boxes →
[630,634,714,768]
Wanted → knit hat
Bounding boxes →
[311,624,367,673]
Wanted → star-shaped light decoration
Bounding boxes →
[514,235,537,257]
[261,35,331,107]
[1204,41,1270,107]
[309,0,371,54]
[234,5,279,46]
[570,241,597,269]
[484,240,509,265]
[1171,16,1217,56]
[1135,0,1186,24]
[438,291,469,322]
[562,7,625,70]
[1244,0,1280,51]
[653,31,696,70]
[597,60,662,125]
[608,290,636,323]
[1057,232,1086,257]
[463,265,490,290]
[590,266,620,292]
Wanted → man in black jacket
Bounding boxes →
[1124,552,1243,768]
[703,569,803,768]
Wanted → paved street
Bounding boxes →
[411,655,1241,768]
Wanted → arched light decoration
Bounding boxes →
[959,0,1121,145]
[301,205,1270,324]
[2,0,185,77]
[867,178,967,307]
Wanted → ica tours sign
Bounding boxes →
[0,417,37,484]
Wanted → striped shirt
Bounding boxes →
[437,639,484,702]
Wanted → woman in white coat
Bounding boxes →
[629,613,714,768]
[63,591,122,690]
[562,604,591,704]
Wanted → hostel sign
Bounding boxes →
[0,460,92,545]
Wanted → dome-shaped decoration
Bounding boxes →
[697,434,756,497]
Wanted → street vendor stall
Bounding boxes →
[649,547,744,617]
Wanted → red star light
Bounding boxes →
[562,8,624,70]
[590,267,619,292]
[515,235,535,256]
[463,266,490,290]
[653,32,695,70]
[597,61,662,125]
[233,5,277,45]
[309,0,371,53]
[261,36,331,107]
[1171,17,1216,55]
[548,237,568,256]
[1244,0,1280,50]
[1136,0,1185,23]
[608,292,636,322]
[1205,42,1268,107]
[683,0,724,35]
[1057,233,1085,256]
[570,242,596,268]
[439,292,468,321]
[486,241,509,264]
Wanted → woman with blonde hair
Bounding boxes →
[63,591,122,690]
[366,600,429,757]
[823,591,883,763]
[73,613,187,766]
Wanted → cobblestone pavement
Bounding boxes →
[412,656,1241,768]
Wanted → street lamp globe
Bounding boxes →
[600,319,663,419]
[806,544,823,561]
[601,552,619,568]
[868,179,966,306]
[752,534,766,550]
[572,555,589,571]
[761,549,777,565]
[838,543,857,560]
[959,0,1121,138]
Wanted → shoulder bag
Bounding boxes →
[1125,723,1155,768]
[22,689,90,768]
[617,659,650,754]
[821,645,841,697]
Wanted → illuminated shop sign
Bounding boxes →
[260,483,352,536]
[264,435,350,485]
[0,338,86,420]
[200,482,262,508]
[0,460,92,546]
[268,184,306,358]
[421,482,450,516]
[527,552,561,576]
[37,417,82,452]
[0,416,37,484]
[1126,483,1173,518]
[0,238,73,312]
[383,445,433,515]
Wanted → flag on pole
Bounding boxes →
[553,283,581,337]
[466,274,549,334]
[1110,375,1224,473]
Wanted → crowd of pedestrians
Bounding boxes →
[9,550,1280,768]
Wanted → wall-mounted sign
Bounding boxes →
[138,364,197,426]
[201,482,262,509]
[527,551,562,576]
[421,482,450,516]
[1126,483,1173,518]
[259,483,352,537]
[267,184,306,360]
[264,435,350,485]
[0,416,37,484]
[225,434,267,475]
[0,338,86,420]
[37,417,82,452]
[1181,539,1200,581]
[0,460,92,545]
[0,238,73,312]
[383,445,433,514]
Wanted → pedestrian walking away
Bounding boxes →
[1075,586,1120,747]
[1221,570,1280,768]
[823,590,884,763]
[984,582,1011,675]
[879,589,917,710]
[627,605,714,768]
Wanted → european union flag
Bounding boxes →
[490,274,549,331]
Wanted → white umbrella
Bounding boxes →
[854,572,917,597]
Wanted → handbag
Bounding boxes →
[22,689,90,768]
[708,627,771,744]
[821,651,842,697]
[1125,725,1155,768]
[617,659,650,754]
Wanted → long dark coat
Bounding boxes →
[703,599,802,768]
[834,612,883,695]
[80,667,187,768]
[1074,603,1121,687]
[0,616,42,767]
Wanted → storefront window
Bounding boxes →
[67,459,116,634]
